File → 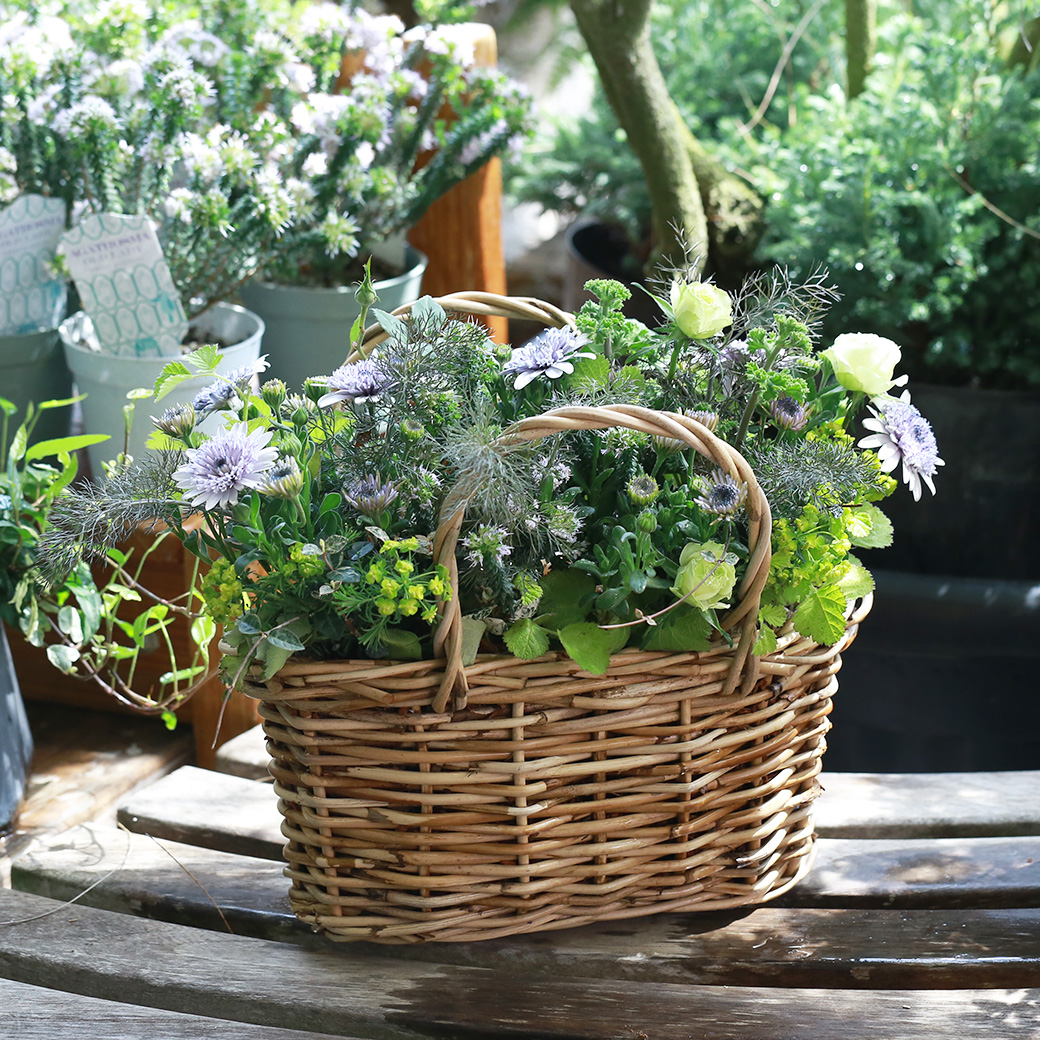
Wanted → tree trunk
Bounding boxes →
[569,0,763,282]
[845,0,876,98]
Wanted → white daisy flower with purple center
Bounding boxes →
[317,357,392,408]
[502,328,595,390]
[191,356,270,418]
[173,422,279,510]
[859,391,944,501]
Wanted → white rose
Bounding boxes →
[821,333,909,396]
[670,281,732,340]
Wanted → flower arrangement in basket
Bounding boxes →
[39,267,942,942]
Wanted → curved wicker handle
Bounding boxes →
[348,290,578,362]
[346,291,771,713]
[431,405,772,711]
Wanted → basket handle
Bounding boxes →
[430,404,772,712]
[350,292,771,713]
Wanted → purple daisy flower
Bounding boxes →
[317,357,391,408]
[770,396,809,431]
[173,422,279,510]
[343,474,399,518]
[696,469,747,516]
[859,391,944,501]
[191,356,270,418]
[502,328,595,390]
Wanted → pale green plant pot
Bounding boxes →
[60,302,265,480]
[1,627,33,834]
[239,245,428,386]
[0,327,74,444]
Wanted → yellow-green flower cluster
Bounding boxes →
[200,557,248,626]
[351,538,452,626]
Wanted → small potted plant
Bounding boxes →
[39,259,940,942]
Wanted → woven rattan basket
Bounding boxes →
[244,292,871,944]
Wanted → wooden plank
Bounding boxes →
[790,834,1040,909]
[816,770,1040,838]
[12,823,1040,989]
[116,765,1040,910]
[0,889,1038,1039]
[214,723,269,780]
[0,977,349,1040]
[119,766,281,860]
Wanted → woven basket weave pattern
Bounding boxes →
[246,291,871,943]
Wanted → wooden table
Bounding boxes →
[2,726,1039,1039]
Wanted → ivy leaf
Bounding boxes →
[535,568,596,629]
[237,613,263,636]
[793,585,848,645]
[382,627,423,661]
[259,641,294,680]
[753,627,779,655]
[267,628,306,652]
[558,622,628,674]
[847,504,894,549]
[46,644,80,673]
[504,619,551,660]
[836,555,875,600]
[460,616,486,666]
[642,606,712,652]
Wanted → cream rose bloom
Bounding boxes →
[821,333,909,396]
[670,280,732,340]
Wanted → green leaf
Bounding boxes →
[847,504,894,549]
[558,622,628,674]
[535,568,596,629]
[459,616,485,667]
[185,343,222,371]
[24,434,110,461]
[641,606,712,652]
[153,361,193,400]
[7,424,27,466]
[57,605,83,644]
[260,640,294,680]
[159,666,206,685]
[504,619,551,660]
[753,627,779,655]
[237,613,263,636]
[837,555,875,600]
[46,644,80,673]
[758,601,788,628]
[36,393,86,410]
[191,615,217,652]
[266,628,306,652]
[161,711,179,731]
[793,585,848,646]
[382,627,423,661]
[567,355,610,389]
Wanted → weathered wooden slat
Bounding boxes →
[790,834,1040,909]
[214,724,269,780]
[213,726,1040,839]
[816,770,1040,838]
[116,765,1040,910]
[119,765,280,859]
[0,889,1037,1039]
[0,977,347,1040]
[12,823,1040,989]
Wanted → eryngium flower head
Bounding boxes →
[696,470,748,516]
[859,391,944,501]
[770,396,809,431]
[152,403,196,438]
[343,474,399,518]
[173,422,279,510]
[317,357,391,407]
[502,328,595,389]
[260,456,304,499]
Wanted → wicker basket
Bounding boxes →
[244,292,871,944]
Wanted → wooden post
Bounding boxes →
[408,24,509,343]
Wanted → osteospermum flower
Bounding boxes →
[260,457,304,499]
[770,396,809,431]
[859,392,944,501]
[696,470,748,516]
[192,356,270,418]
[502,328,595,389]
[173,423,279,510]
[152,403,196,439]
[317,357,391,408]
[344,474,399,518]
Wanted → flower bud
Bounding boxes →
[637,509,658,533]
[670,280,732,340]
[626,474,659,506]
[261,378,287,409]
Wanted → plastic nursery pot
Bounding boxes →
[0,627,33,834]
[238,244,428,385]
[60,302,265,480]
[0,327,75,444]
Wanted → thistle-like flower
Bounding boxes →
[770,396,809,431]
[696,470,748,516]
[627,474,660,506]
[343,474,399,518]
[859,392,943,501]
[152,403,196,439]
[502,328,595,389]
[317,357,391,408]
[173,422,279,510]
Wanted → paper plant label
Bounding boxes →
[0,194,68,335]
[60,213,188,357]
